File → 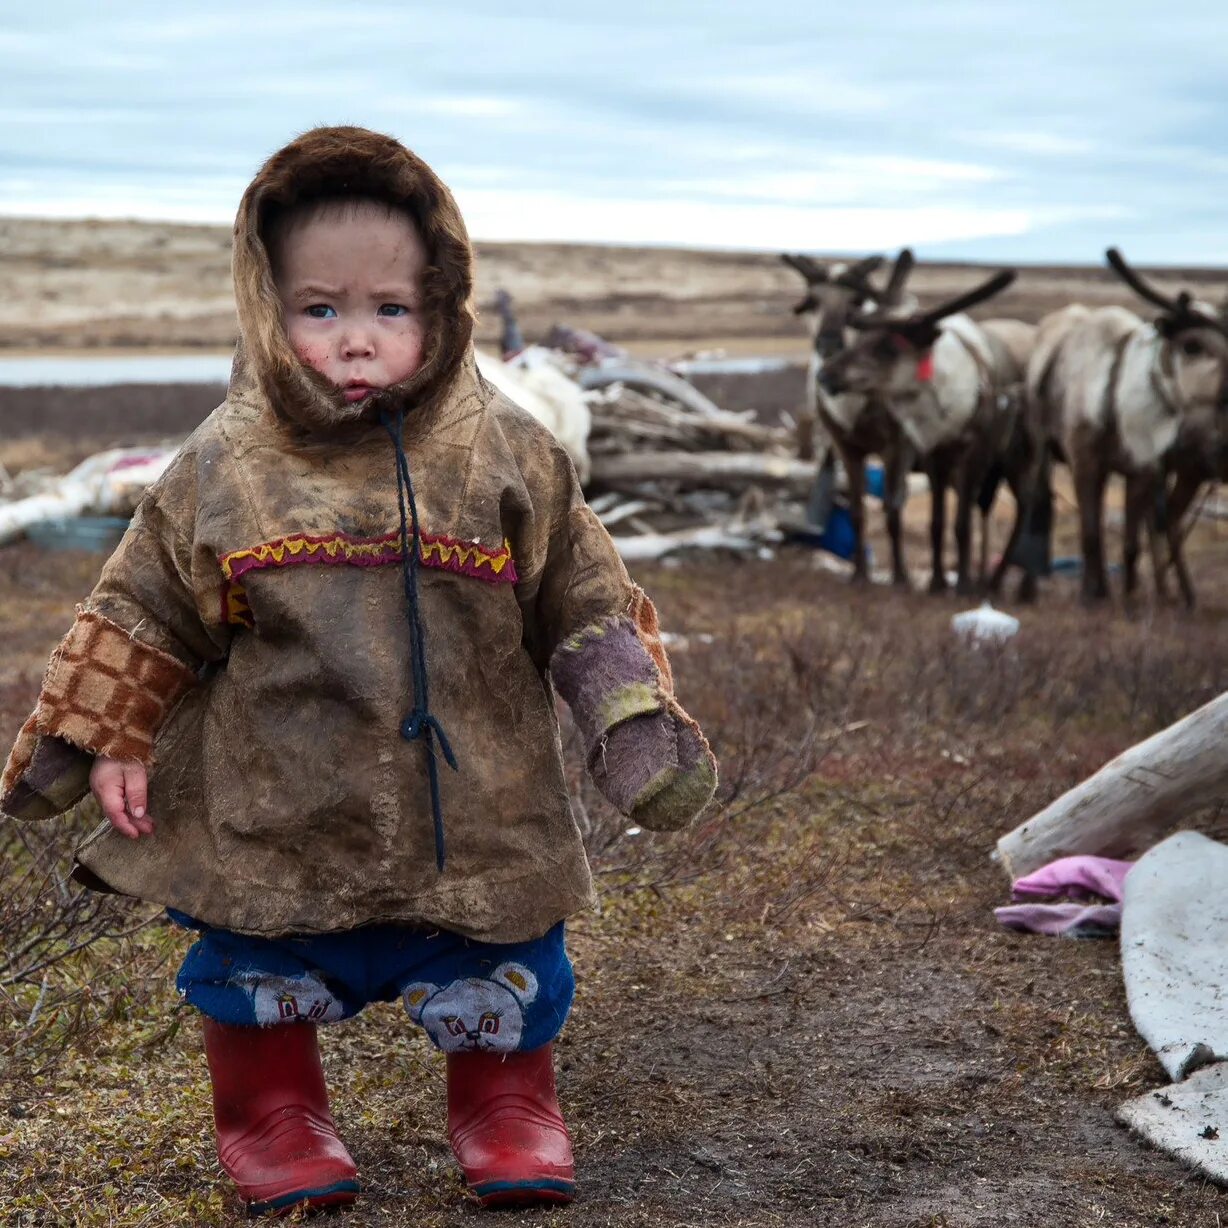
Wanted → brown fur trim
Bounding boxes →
[0,724,93,821]
[0,712,40,807]
[232,126,475,436]
[31,609,197,766]
[666,697,717,774]
[628,585,674,694]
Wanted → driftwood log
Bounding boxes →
[995,692,1228,880]
[590,451,815,491]
[588,387,791,454]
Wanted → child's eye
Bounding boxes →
[306,304,336,319]
[378,304,409,317]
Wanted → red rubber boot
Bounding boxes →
[446,1045,576,1207]
[202,1018,359,1217]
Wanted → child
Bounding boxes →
[0,126,716,1217]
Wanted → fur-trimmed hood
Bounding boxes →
[231,125,476,435]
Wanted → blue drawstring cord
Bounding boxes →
[380,408,457,871]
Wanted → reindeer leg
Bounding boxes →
[1165,469,1202,610]
[989,465,1026,597]
[975,455,1003,591]
[979,510,991,591]
[1145,477,1171,603]
[845,449,869,584]
[927,454,950,595]
[1012,449,1050,604]
[954,459,979,597]
[1122,471,1152,608]
[1073,452,1109,603]
[885,440,913,589]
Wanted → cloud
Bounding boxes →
[959,131,1094,157]
[454,187,1091,251]
[2,0,1228,261]
[417,96,525,120]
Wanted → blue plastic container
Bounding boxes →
[817,505,873,566]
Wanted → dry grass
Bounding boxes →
[3,518,1228,1224]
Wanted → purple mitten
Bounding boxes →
[550,606,717,831]
[591,709,717,832]
[590,709,677,815]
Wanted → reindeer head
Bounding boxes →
[1106,248,1228,438]
[781,252,885,359]
[818,268,1017,401]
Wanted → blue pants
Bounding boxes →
[171,912,573,1054]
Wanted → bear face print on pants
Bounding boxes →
[243,971,348,1025]
[403,962,539,1053]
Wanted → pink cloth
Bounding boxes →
[1010,855,1134,903]
[995,854,1135,938]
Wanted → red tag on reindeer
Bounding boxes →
[915,351,935,382]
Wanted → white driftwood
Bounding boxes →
[579,361,726,419]
[611,522,778,560]
[587,386,789,459]
[995,691,1228,880]
[591,451,815,491]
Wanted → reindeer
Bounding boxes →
[973,316,1049,599]
[782,250,918,586]
[1024,249,1228,606]
[818,269,1020,595]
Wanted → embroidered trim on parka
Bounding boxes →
[218,529,518,627]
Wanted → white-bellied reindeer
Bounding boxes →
[782,249,919,586]
[1026,249,1228,606]
[818,268,1022,595]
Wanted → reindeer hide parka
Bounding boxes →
[0,127,716,942]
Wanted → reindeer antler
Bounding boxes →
[781,253,829,283]
[1105,248,1222,332]
[851,268,1016,331]
[879,248,915,308]
[1105,248,1185,314]
[832,254,885,291]
[918,268,1017,325]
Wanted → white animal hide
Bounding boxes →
[475,347,592,483]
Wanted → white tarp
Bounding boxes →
[1117,832,1228,1184]
[0,447,175,545]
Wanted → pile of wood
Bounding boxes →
[582,375,814,559]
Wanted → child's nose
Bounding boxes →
[339,327,376,360]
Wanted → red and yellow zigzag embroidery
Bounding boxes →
[218,529,517,627]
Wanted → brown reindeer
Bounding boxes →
[782,249,918,586]
[820,268,1020,595]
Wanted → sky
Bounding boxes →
[2,1,1226,263]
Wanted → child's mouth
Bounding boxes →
[343,383,377,404]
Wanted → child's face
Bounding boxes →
[275,205,428,403]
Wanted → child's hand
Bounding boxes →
[89,756,154,839]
